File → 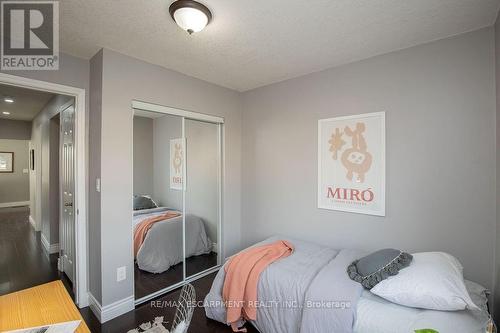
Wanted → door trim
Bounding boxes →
[132,100,224,124]
[0,73,88,308]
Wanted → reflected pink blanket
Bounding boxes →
[133,211,180,258]
[222,240,294,332]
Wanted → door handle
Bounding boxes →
[65,203,73,207]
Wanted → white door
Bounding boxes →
[60,102,75,283]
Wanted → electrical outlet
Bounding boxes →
[117,266,126,282]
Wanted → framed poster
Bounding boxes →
[0,152,14,173]
[318,112,385,216]
[170,138,185,190]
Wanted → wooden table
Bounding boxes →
[0,280,90,332]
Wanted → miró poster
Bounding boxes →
[318,112,385,216]
[170,138,185,190]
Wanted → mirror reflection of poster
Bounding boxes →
[170,138,184,190]
[318,112,385,216]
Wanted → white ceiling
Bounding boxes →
[0,84,55,121]
[60,0,500,92]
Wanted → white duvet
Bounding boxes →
[354,280,491,333]
[205,236,491,333]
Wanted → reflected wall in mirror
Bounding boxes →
[185,119,221,278]
[133,111,184,300]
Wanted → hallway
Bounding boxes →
[0,206,65,296]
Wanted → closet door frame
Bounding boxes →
[132,100,224,306]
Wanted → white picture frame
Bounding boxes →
[318,112,385,216]
[0,151,14,173]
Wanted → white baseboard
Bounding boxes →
[41,233,60,254]
[0,201,30,208]
[88,292,135,323]
[29,215,39,231]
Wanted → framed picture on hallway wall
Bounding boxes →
[0,152,13,173]
[170,138,185,190]
[318,112,385,216]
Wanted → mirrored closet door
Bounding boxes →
[132,101,223,304]
[184,119,221,278]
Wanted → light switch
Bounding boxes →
[22,169,29,174]
[96,178,101,192]
[117,266,126,282]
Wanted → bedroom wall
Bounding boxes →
[241,27,497,292]
[92,48,242,309]
[133,116,154,196]
[494,13,500,319]
[0,139,30,204]
[89,50,103,303]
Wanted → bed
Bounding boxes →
[134,207,212,273]
[204,236,491,333]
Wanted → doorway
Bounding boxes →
[0,73,88,308]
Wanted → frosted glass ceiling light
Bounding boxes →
[169,0,212,34]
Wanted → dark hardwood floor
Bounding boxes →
[0,206,72,296]
[1,206,256,333]
[81,272,259,333]
[135,252,218,299]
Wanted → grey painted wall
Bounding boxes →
[94,49,242,307]
[494,13,500,320]
[89,50,103,303]
[133,116,154,196]
[0,139,29,203]
[0,119,32,140]
[241,28,496,292]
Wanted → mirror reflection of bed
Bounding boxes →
[133,109,220,301]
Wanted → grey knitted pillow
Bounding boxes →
[133,195,158,210]
[347,249,413,289]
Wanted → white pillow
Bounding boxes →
[370,252,478,311]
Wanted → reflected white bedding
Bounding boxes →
[134,207,212,273]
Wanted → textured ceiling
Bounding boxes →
[0,84,54,121]
[60,0,500,91]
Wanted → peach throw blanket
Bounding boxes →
[134,211,181,257]
[223,240,294,332]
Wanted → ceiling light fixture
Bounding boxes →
[169,0,212,35]
[2,111,11,115]
[3,97,14,103]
